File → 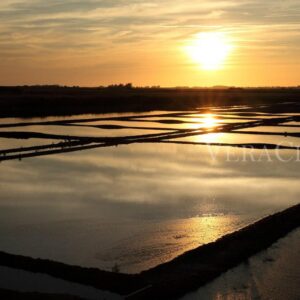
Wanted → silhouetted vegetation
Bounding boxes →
[1,86,300,118]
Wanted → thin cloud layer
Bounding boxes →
[0,0,300,86]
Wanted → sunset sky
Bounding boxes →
[1,0,300,87]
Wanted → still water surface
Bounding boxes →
[181,227,300,300]
[0,111,299,273]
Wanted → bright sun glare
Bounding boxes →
[186,32,233,70]
[202,114,217,128]
[190,114,218,129]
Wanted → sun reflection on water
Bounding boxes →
[198,132,225,144]
[189,114,220,129]
[202,114,218,128]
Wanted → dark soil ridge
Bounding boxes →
[0,204,299,299]
[134,203,300,299]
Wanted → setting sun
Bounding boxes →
[186,32,233,70]
[0,1,299,299]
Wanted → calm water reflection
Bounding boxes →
[174,132,300,147]
[0,111,299,273]
[181,228,300,300]
[0,142,299,273]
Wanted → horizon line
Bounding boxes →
[1,84,300,89]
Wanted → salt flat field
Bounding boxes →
[1,106,299,274]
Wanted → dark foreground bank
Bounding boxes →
[0,288,85,300]
[0,203,299,299]
[136,203,300,299]
[180,227,300,300]
[1,86,300,118]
